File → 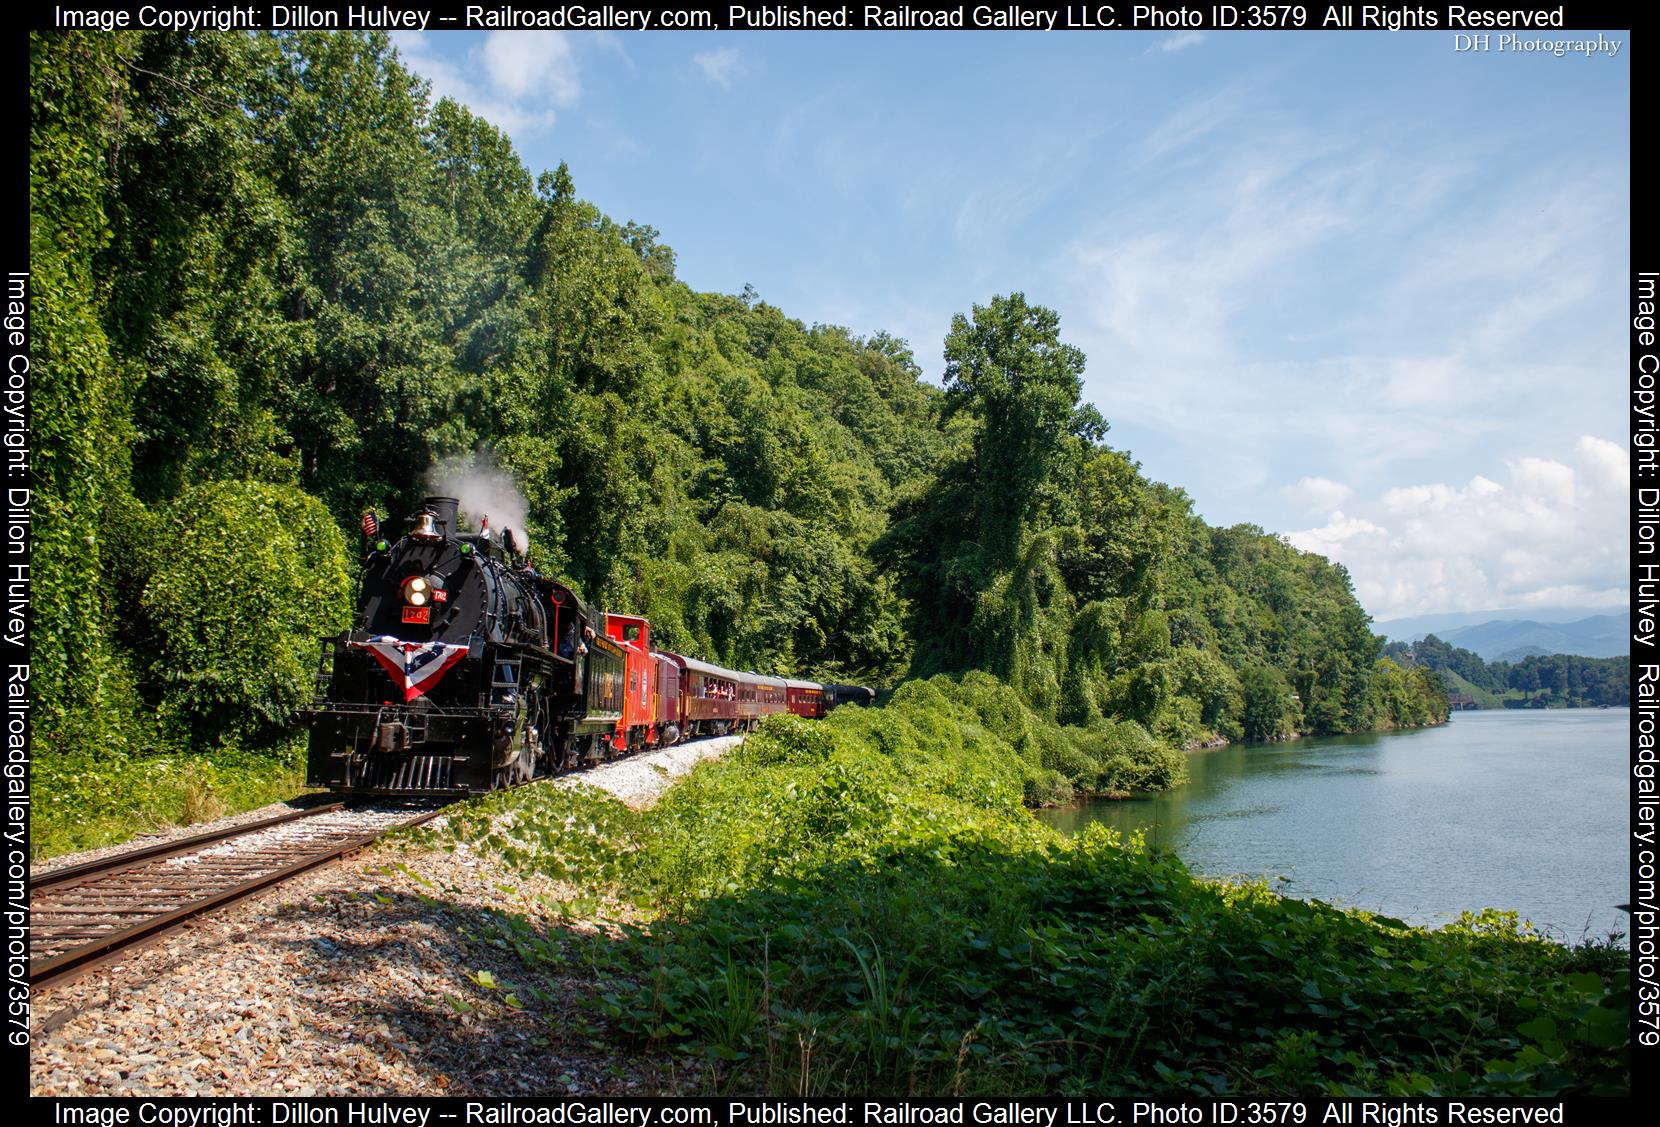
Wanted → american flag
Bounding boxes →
[349,636,468,702]
[361,510,379,537]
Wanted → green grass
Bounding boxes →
[30,737,309,859]
[428,677,1628,1097]
[1439,669,1504,710]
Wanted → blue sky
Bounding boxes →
[389,29,1630,623]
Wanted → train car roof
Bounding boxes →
[661,651,740,680]
[729,670,787,689]
[784,679,821,690]
[655,651,788,688]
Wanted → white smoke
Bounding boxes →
[425,452,532,557]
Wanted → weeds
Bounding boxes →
[32,738,308,858]
[399,677,1633,1096]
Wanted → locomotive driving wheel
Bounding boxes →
[492,693,540,789]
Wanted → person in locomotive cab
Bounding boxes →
[555,615,584,659]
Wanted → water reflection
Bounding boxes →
[1035,710,1630,942]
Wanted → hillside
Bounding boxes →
[1430,614,1629,662]
[1438,668,1504,710]
[1377,605,1625,641]
[32,31,1442,854]
[1383,634,1629,709]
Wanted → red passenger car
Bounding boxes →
[594,618,854,746]
[736,673,789,727]
[654,652,683,746]
[661,651,741,737]
[785,679,825,719]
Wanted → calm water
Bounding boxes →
[1036,709,1629,941]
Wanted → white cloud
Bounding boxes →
[1286,438,1629,619]
[1152,32,1207,53]
[482,33,580,104]
[1509,456,1574,506]
[391,31,580,135]
[1284,510,1387,554]
[1055,83,1624,603]
[693,46,742,88]
[1283,476,1353,513]
[1575,435,1628,492]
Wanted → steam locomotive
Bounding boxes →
[304,496,872,795]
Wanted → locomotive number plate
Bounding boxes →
[402,606,431,624]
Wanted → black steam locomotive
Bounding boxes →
[305,496,628,793]
[306,496,870,795]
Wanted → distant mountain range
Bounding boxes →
[1378,609,1630,662]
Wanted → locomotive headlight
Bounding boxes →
[402,575,432,607]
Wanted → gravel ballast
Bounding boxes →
[28,735,745,1096]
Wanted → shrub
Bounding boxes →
[142,480,352,745]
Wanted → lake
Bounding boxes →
[1035,709,1630,942]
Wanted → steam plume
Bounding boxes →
[425,452,532,557]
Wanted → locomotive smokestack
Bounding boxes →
[424,496,460,537]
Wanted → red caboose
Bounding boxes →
[603,613,657,751]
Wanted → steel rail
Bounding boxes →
[29,806,447,991]
[30,803,348,893]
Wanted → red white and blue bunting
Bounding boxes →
[349,636,469,702]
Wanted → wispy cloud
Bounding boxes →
[1056,82,1624,568]
[1136,77,1261,162]
[693,46,742,88]
[1151,31,1207,53]
[482,32,579,103]
[392,31,580,134]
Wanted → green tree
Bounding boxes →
[104,33,305,502]
[31,31,145,759]
[1240,661,1300,741]
[941,292,1086,566]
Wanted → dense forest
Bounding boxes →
[1384,635,1630,709]
[31,31,1445,849]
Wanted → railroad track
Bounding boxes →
[29,800,449,991]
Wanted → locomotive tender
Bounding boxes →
[305,496,864,795]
